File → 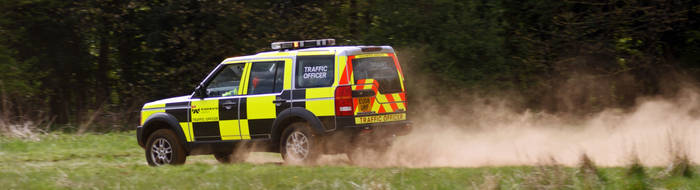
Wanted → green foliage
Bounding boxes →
[0,0,698,127]
[0,45,24,93]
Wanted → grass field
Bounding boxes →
[1,132,699,189]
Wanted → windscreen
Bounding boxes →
[352,57,402,94]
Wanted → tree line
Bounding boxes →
[0,0,698,129]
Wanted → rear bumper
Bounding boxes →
[136,125,145,148]
[339,119,412,136]
[320,120,411,154]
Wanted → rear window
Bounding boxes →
[296,55,334,88]
[352,57,402,94]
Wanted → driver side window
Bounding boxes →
[205,64,245,97]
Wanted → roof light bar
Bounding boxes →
[271,39,336,50]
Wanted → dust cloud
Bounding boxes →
[348,88,700,168]
[241,88,700,168]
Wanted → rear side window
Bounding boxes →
[352,57,402,94]
[296,55,334,88]
[248,61,285,95]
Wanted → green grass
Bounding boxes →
[1,132,699,189]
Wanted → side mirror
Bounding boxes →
[193,85,206,99]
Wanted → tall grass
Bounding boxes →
[577,154,606,189]
[0,82,51,140]
[472,174,501,190]
[0,81,135,138]
[626,155,651,190]
[521,158,574,189]
[664,131,695,178]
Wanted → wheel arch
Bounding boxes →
[270,107,326,151]
[140,112,189,150]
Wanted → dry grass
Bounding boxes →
[663,131,695,178]
[0,82,52,140]
[521,157,574,190]
[666,153,694,178]
[76,105,104,134]
[625,154,651,190]
[0,121,47,141]
[577,154,606,189]
[472,174,501,190]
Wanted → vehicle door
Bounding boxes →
[349,53,407,124]
[190,62,247,141]
[240,59,291,139]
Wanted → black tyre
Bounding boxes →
[280,122,320,164]
[145,129,187,166]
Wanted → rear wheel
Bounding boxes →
[280,122,320,164]
[145,129,186,166]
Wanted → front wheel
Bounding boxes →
[145,129,187,166]
[280,122,320,164]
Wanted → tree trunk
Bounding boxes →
[97,26,111,106]
[349,0,358,39]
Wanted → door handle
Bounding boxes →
[222,102,238,106]
[222,101,237,110]
[272,99,287,105]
